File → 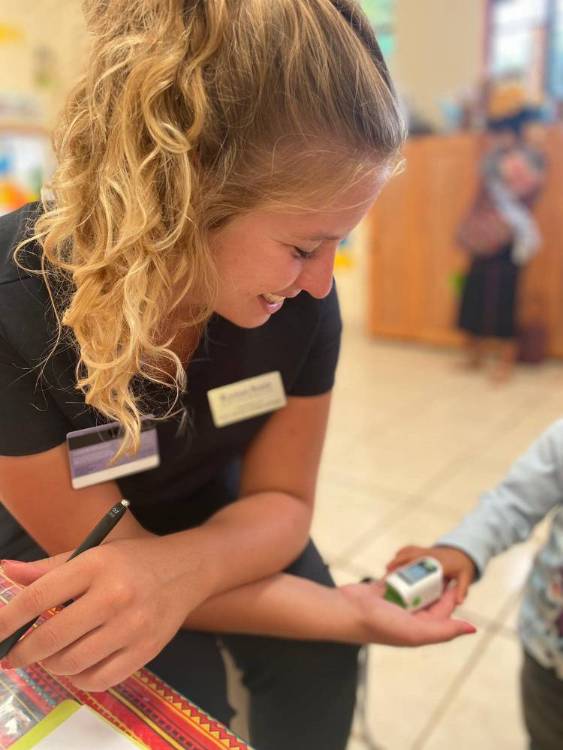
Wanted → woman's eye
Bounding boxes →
[293,247,314,260]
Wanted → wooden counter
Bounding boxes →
[367,126,563,356]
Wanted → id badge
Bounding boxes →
[67,418,160,489]
[207,371,287,428]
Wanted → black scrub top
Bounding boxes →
[0,204,342,537]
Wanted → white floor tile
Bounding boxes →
[329,564,369,587]
[421,632,527,750]
[315,282,563,750]
[346,503,464,576]
[358,629,487,749]
[498,591,524,634]
[312,480,401,563]
[321,433,473,498]
[425,456,513,516]
[346,738,368,750]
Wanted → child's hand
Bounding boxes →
[386,545,477,604]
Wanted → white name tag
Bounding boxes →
[66,419,160,489]
[207,371,287,428]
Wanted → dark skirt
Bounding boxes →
[458,244,520,339]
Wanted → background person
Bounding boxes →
[456,104,545,382]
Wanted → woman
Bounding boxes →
[0,2,474,749]
[456,109,545,382]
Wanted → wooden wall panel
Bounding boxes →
[519,127,563,355]
[367,126,563,356]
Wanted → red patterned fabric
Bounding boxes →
[0,573,251,749]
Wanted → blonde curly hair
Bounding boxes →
[17,0,405,455]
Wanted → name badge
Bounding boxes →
[67,419,160,489]
[207,371,287,428]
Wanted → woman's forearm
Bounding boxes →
[183,574,478,649]
[183,572,369,644]
[167,491,313,599]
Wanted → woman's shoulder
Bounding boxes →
[0,203,54,362]
[0,202,43,285]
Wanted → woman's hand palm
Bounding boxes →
[340,581,475,647]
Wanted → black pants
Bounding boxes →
[0,507,359,750]
[148,541,360,750]
[521,650,563,750]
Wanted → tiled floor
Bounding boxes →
[314,267,563,750]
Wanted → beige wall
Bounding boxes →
[0,0,87,127]
[1,0,486,132]
[391,0,487,129]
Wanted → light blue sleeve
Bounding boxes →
[436,420,563,576]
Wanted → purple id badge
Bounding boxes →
[66,419,160,489]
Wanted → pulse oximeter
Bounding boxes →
[384,556,443,611]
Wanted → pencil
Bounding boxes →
[0,499,130,660]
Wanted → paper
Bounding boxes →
[12,701,146,749]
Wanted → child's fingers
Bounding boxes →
[443,573,466,605]
[420,585,458,619]
[386,545,427,572]
[446,569,473,605]
[454,582,465,605]
[385,559,401,572]
[455,571,473,604]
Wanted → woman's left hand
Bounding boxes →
[0,537,206,691]
[339,580,476,647]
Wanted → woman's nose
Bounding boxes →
[298,246,337,299]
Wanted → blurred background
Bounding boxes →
[1,1,563,749]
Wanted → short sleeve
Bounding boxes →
[0,333,69,456]
[288,282,342,397]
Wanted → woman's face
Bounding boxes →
[209,171,386,328]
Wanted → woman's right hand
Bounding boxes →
[0,535,210,691]
[386,545,477,604]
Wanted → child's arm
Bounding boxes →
[388,420,563,601]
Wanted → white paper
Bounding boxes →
[34,706,143,749]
